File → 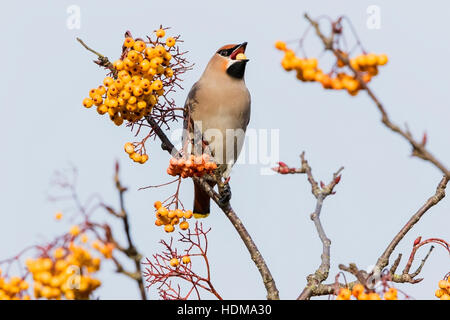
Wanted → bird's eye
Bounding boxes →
[218,50,228,56]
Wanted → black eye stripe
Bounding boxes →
[217,47,238,57]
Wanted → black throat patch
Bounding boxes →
[226,61,247,79]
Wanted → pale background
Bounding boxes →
[0,0,449,299]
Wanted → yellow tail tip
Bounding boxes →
[193,213,210,219]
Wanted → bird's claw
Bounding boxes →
[218,183,232,206]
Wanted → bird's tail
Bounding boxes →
[193,179,215,218]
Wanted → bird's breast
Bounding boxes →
[191,79,251,133]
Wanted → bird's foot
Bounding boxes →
[218,181,232,206]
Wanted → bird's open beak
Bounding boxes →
[230,42,248,61]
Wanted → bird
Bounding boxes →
[182,42,251,218]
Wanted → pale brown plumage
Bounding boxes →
[183,43,251,216]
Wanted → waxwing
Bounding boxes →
[183,42,251,217]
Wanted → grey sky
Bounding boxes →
[0,1,449,299]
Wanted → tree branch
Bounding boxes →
[145,116,280,299]
[374,176,448,274]
[304,13,450,178]
[281,152,344,300]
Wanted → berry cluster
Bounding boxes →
[169,255,191,267]
[124,142,149,164]
[82,29,177,125]
[275,41,388,96]
[154,201,193,233]
[435,278,450,300]
[26,242,102,300]
[0,271,30,300]
[167,154,217,178]
[337,284,398,300]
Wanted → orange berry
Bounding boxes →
[97,104,108,115]
[438,280,448,289]
[133,40,146,52]
[154,201,162,209]
[157,206,168,217]
[166,37,176,47]
[303,68,316,81]
[321,75,332,89]
[367,66,379,76]
[123,37,134,48]
[350,58,360,71]
[275,41,287,51]
[175,209,184,218]
[113,59,124,71]
[356,55,367,66]
[337,288,351,300]
[156,29,166,38]
[164,67,174,78]
[127,50,140,62]
[133,86,144,97]
[377,54,388,66]
[155,219,163,226]
[124,142,135,154]
[128,96,137,104]
[384,288,398,300]
[351,284,364,297]
[151,79,163,91]
[92,241,101,250]
[164,224,174,233]
[103,76,114,87]
[184,210,193,219]
[55,212,63,220]
[368,292,381,300]
[168,210,176,218]
[53,247,65,259]
[83,98,94,108]
[179,221,189,230]
[89,88,98,98]
[113,116,124,126]
[362,73,372,83]
[69,225,80,236]
[366,53,378,66]
[182,255,191,264]
[139,154,149,164]
[357,292,369,300]
[80,233,89,243]
[144,47,157,59]
[305,58,318,69]
[169,258,179,267]
[314,72,325,83]
[331,78,343,90]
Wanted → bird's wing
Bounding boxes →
[183,81,200,132]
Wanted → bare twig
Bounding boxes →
[287,153,343,299]
[111,163,146,300]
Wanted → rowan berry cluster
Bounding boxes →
[153,201,193,233]
[124,142,149,164]
[275,41,388,96]
[337,284,398,300]
[167,154,217,178]
[435,278,450,300]
[82,29,178,125]
[25,242,102,300]
[0,271,31,300]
